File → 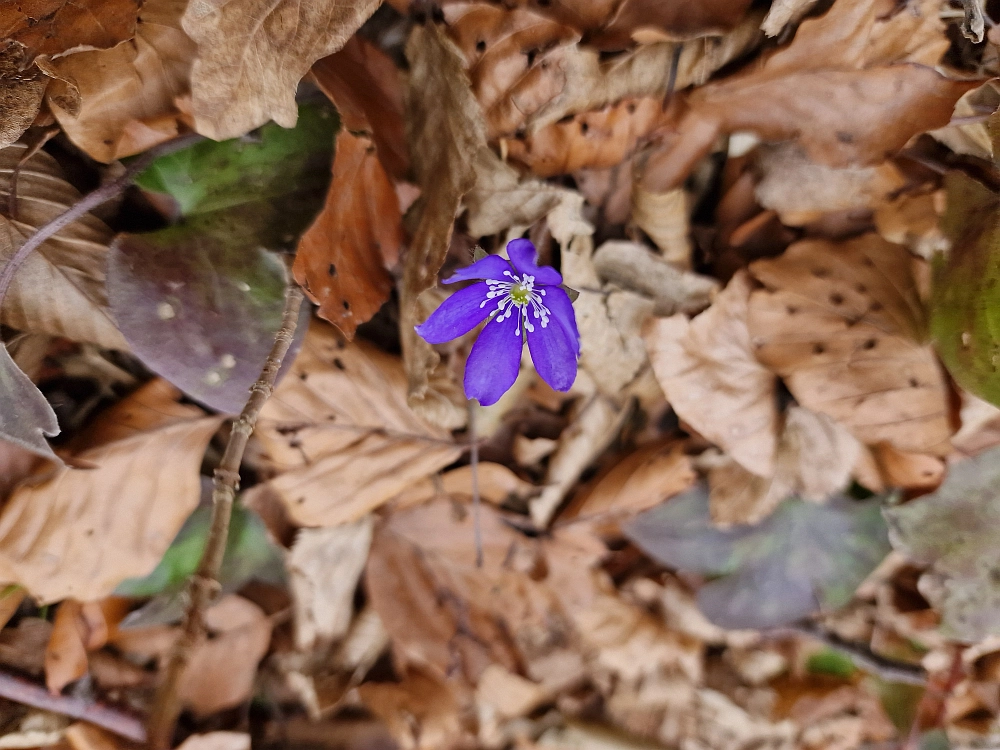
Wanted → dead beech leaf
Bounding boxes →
[180,0,380,140]
[75,378,204,448]
[256,320,461,528]
[644,271,778,477]
[0,0,140,59]
[294,131,399,339]
[761,0,819,36]
[507,96,672,177]
[391,462,536,510]
[0,437,41,498]
[288,517,374,652]
[567,442,695,520]
[42,0,196,163]
[594,0,754,48]
[0,144,126,349]
[0,414,222,603]
[747,235,951,454]
[641,0,975,191]
[311,35,409,179]
[0,42,47,151]
[45,600,88,694]
[400,22,486,427]
[708,406,863,526]
[359,668,467,750]
[630,187,692,267]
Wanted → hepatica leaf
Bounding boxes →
[0,343,59,461]
[624,486,891,629]
[930,171,1000,407]
[108,104,337,412]
[885,444,1000,641]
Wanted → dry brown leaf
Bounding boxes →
[567,442,695,520]
[0,144,126,349]
[358,668,468,750]
[74,378,203,448]
[592,240,717,316]
[874,188,948,260]
[41,0,196,163]
[0,617,50,675]
[255,320,461,527]
[747,234,951,454]
[641,0,975,191]
[0,414,221,603]
[287,516,373,653]
[400,22,487,427]
[507,96,672,177]
[180,0,380,140]
[0,42,48,151]
[754,144,907,226]
[294,130,400,338]
[593,0,754,48]
[707,406,863,525]
[64,722,130,750]
[45,600,88,694]
[0,0,140,59]
[871,442,945,490]
[630,187,692,266]
[178,596,272,716]
[390,462,536,510]
[0,438,42,499]
[444,4,578,140]
[644,271,779,477]
[311,35,409,179]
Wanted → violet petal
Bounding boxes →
[464,311,522,405]
[415,282,493,344]
[527,298,579,392]
[507,238,562,286]
[443,254,512,284]
[543,285,581,357]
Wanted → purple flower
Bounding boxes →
[416,239,580,406]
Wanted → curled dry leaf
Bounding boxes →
[400,23,486,427]
[0,411,222,603]
[643,271,778,477]
[42,0,196,163]
[311,35,409,179]
[630,187,692,266]
[708,406,863,526]
[760,0,820,37]
[255,320,462,527]
[45,600,88,695]
[0,144,127,350]
[294,130,400,338]
[641,0,975,191]
[747,235,951,454]
[592,0,754,48]
[288,516,374,653]
[180,0,381,139]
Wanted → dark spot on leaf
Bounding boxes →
[786,305,798,315]
[526,48,537,66]
[836,131,854,143]
[343,300,350,311]
[299,372,308,380]
[813,343,826,355]
[475,39,486,52]
[863,339,877,350]
[627,102,636,114]
[812,268,830,278]
[333,358,346,371]
[829,293,844,305]
[910,378,919,387]
[581,121,589,134]
[870,301,883,312]
[297,497,305,504]
[328,263,337,276]
[854,283,867,294]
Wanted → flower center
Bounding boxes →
[481,270,552,336]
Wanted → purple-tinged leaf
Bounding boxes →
[0,343,59,461]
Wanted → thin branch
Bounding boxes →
[0,133,204,306]
[146,284,306,749]
[0,670,145,742]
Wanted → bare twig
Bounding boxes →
[0,670,145,742]
[0,133,203,306]
[146,283,306,749]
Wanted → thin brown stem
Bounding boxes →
[0,670,146,742]
[468,400,483,568]
[0,133,203,306]
[146,284,305,749]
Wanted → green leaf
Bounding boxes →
[806,648,857,678]
[115,501,284,599]
[930,171,1000,406]
[108,103,336,413]
[624,486,892,629]
[884,443,1000,640]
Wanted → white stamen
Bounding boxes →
[482,270,552,336]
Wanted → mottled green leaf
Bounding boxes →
[885,444,1000,641]
[625,486,891,629]
[115,501,284,599]
[108,104,336,413]
[0,343,59,461]
[930,171,1000,406]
